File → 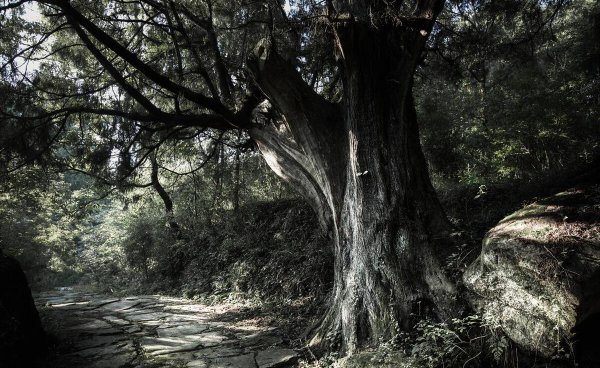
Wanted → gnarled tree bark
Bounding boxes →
[248,0,455,353]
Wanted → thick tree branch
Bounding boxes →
[68,18,161,114]
[249,124,334,231]
[46,0,234,119]
[150,153,173,213]
[247,42,342,153]
[171,1,234,102]
[168,2,219,99]
[247,42,345,207]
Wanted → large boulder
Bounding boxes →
[464,184,600,363]
[0,250,47,367]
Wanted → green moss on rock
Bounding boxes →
[464,184,600,359]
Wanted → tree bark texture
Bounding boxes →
[248,0,455,353]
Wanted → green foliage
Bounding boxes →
[418,0,600,185]
[409,315,484,367]
[299,315,516,368]
[0,167,92,288]
[375,315,515,368]
[78,201,134,291]
[78,193,332,303]
[177,200,332,301]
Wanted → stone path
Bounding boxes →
[35,289,300,368]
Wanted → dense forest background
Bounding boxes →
[2,0,597,294]
[1,0,599,367]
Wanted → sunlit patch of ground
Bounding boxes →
[36,290,301,368]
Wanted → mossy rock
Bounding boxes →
[464,184,600,363]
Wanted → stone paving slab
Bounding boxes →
[256,349,299,368]
[35,290,299,368]
[100,299,143,312]
[157,323,210,337]
[194,345,244,359]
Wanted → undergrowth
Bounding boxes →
[298,314,518,368]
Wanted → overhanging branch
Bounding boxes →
[46,0,234,119]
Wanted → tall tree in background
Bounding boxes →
[0,0,573,352]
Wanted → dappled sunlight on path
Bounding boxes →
[35,290,299,368]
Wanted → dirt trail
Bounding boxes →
[35,290,299,368]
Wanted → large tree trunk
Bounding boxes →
[248,0,454,353]
[315,23,456,352]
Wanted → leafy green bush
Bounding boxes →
[362,315,515,368]
[0,168,88,289]
[75,195,333,303]
[176,200,332,302]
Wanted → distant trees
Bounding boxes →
[418,0,600,183]
[0,168,87,287]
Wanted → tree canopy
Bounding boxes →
[1,0,596,184]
